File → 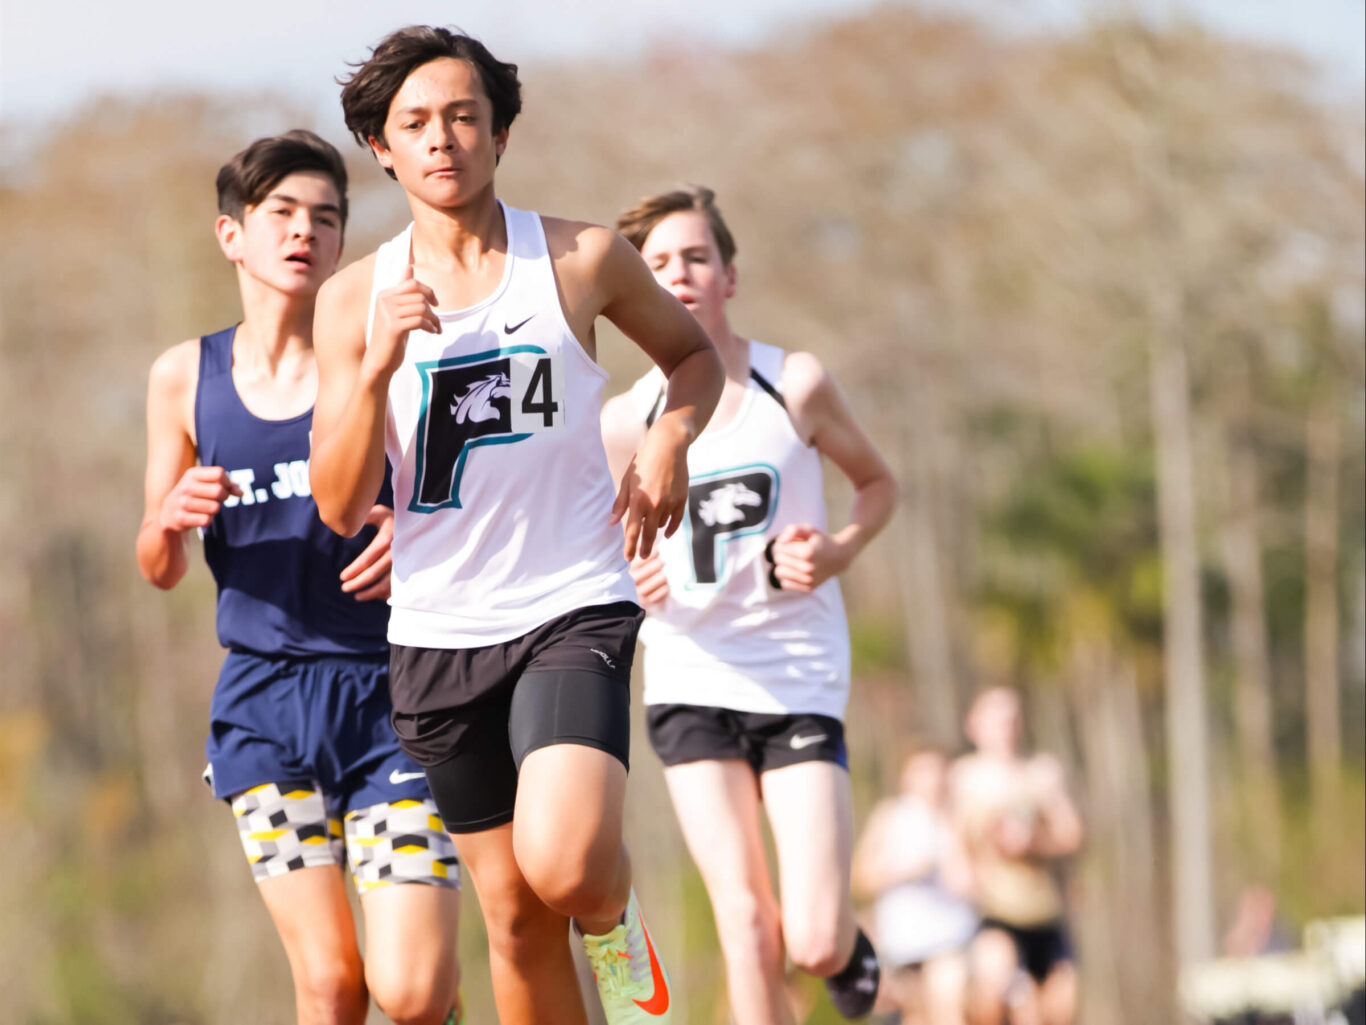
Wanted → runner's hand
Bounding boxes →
[767,524,850,592]
[364,263,440,378]
[610,419,689,560]
[340,504,393,602]
[629,548,670,607]
[159,465,241,531]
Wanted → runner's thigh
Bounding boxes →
[662,758,775,900]
[360,879,461,1016]
[760,760,855,927]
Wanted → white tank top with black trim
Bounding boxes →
[626,340,851,719]
[369,201,637,648]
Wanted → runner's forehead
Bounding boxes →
[259,176,341,213]
[642,211,717,255]
[389,58,491,116]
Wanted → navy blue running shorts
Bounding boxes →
[205,650,433,812]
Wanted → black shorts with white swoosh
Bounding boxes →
[646,704,847,773]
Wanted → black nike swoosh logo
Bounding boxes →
[504,315,535,334]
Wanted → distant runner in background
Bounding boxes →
[951,688,1083,1025]
[136,130,462,1025]
[602,185,898,1022]
[854,744,977,1024]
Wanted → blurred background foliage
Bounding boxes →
[1,7,1362,1023]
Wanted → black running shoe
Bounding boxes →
[825,928,881,1019]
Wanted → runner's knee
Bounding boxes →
[293,955,367,1025]
[519,845,623,920]
[711,887,783,963]
[477,875,573,961]
[367,969,451,1025]
[784,915,847,977]
[513,797,625,919]
[364,922,455,1025]
[970,929,1019,996]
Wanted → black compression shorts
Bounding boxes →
[389,601,643,833]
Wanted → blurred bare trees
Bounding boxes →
[1,9,1362,1024]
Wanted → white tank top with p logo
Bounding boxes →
[627,340,851,719]
[369,202,638,648]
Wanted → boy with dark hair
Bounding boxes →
[310,25,723,1025]
[603,185,897,1022]
[338,26,522,178]
[137,129,462,1025]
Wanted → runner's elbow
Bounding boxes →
[139,554,185,590]
[315,495,364,538]
[309,464,367,538]
[136,529,186,590]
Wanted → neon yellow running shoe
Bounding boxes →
[580,889,672,1023]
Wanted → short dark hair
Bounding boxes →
[616,185,737,267]
[339,26,522,179]
[216,129,349,227]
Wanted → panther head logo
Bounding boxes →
[697,482,763,527]
[451,373,512,424]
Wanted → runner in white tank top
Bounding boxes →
[602,187,897,1024]
[369,201,639,649]
[310,29,723,1025]
[624,338,851,721]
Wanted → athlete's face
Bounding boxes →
[639,211,736,331]
[371,57,507,208]
[966,689,1022,757]
[217,171,343,297]
[901,751,948,804]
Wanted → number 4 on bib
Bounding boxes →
[411,347,566,513]
[510,351,564,432]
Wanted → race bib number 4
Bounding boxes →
[508,349,565,433]
[411,346,565,512]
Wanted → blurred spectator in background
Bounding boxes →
[1222,885,1293,959]
[952,689,1083,1025]
[854,743,977,1024]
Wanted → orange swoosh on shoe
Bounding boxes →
[633,919,670,1015]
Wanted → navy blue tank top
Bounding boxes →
[195,326,391,657]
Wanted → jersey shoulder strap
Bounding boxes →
[748,367,786,410]
[197,325,235,378]
[748,339,788,411]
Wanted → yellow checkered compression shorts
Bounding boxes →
[230,783,459,893]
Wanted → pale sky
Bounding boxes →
[1,0,1362,128]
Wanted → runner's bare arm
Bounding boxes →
[136,340,241,589]
[600,392,649,487]
[311,255,438,536]
[600,393,671,603]
[769,352,897,588]
[571,225,722,558]
[1029,754,1085,858]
